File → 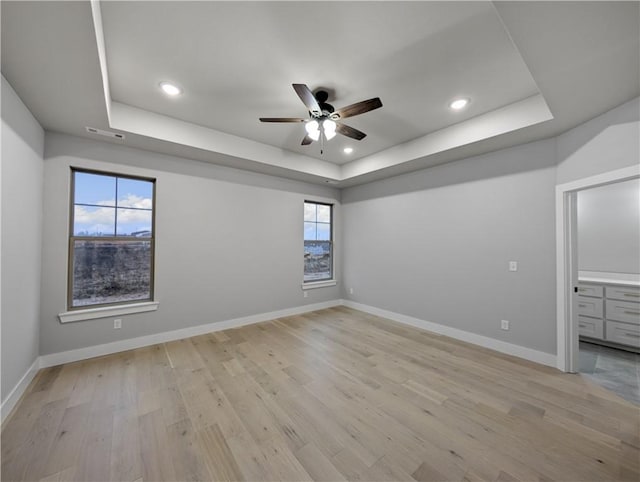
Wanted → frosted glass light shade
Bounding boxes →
[305,120,320,141]
[323,119,336,140]
[305,120,319,135]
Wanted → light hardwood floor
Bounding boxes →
[2,307,639,481]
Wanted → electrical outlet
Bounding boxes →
[349,287,354,295]
[501,320,510,331]
[303,291,308,298]
[114,318,122,329]
[509,261,518,272]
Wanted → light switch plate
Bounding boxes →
[509,261,518,272]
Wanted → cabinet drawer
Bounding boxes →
[605,321,640,348]
[606,285,640,302]
[577,284,603,298]
[577,297,603,318]
[606,300,640,325]
[578,316,604,340]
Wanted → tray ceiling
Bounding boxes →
[1,1,638,186]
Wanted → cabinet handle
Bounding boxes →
[578,288,587,292]
[624,333,640,338]
[578,304,587,308]
[623,293,640,297]
[623,310,640,315]
[579,323,587,328]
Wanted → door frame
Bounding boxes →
[555,164,640,372]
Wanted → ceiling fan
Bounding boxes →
[259,84,383,148]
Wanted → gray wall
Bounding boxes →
[578,178,640,274]
[1,76,44,401]
[342,140,558,354]
[341,96,639,357]
[556,97,640,184]
[40,133,341,355]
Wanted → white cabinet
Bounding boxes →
[606,299,640,325]
[577,285,604,298]
[577,297,603,319]
[578,281,640,350]
[606,321,640,348]
[578,315,604,339]
[606,285,640,302]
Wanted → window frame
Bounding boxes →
[303,200,334,284]
[67,167,157,311]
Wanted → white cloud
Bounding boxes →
[75,195,152,226]
[117,208,152,224]
[93,194,152,210]
[117,194,153,210]
[304,202,316,221]
[75,205,114,225]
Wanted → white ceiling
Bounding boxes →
[2,1,638,187]
[101,1,540,164]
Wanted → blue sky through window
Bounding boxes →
[74,172,116,206]
[73,171,153,236]
[304,202,331,241]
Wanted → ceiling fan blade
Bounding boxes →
[292,84,322,116]
[301,135,313,146]
[259,117,306,123]
[332,97,382,120]
[336,123,367,141]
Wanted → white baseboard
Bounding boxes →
[342,300,557,368]
[39,300,341,368]
[1,357,40,424]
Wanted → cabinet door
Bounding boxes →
[605,321,640,348]
[578,316,604,340]
[577,297,603,319]
[606,299,640,325]
[606,285,640,302]
[577,284,603,298]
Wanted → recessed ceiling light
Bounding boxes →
[449,98,469,110]
[160,81,182,96]
[343,147,354,154]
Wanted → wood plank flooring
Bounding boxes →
[2,306,639,481]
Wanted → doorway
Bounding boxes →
[556,164,640,374]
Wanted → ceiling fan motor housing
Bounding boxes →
[314,90,335,116]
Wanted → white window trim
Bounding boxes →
[58,301,159,323]
[301,280,337,290]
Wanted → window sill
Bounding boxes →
[301,280,337,290]
[58,301,159,323]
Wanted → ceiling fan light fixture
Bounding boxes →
[449,98,469,110]
[323,119,337,140]
[305,120,320,141]
[160,81,182,96]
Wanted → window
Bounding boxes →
[68,168,155,309]
[304,201,333,282]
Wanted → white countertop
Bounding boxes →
[578,271,640,287]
